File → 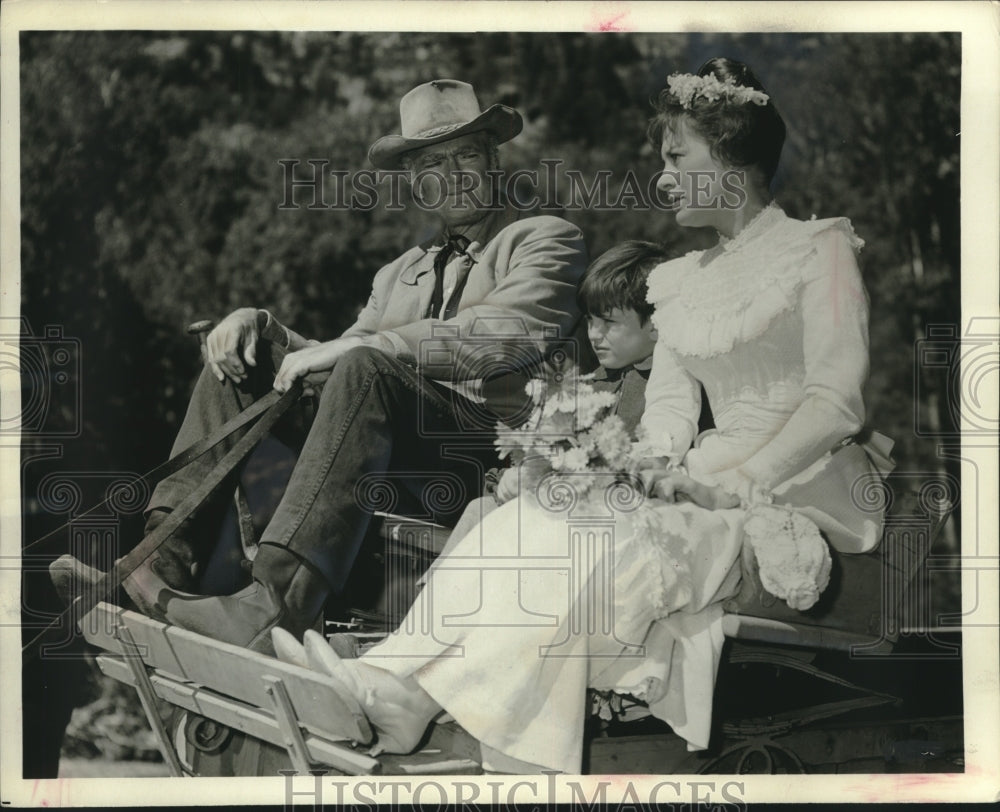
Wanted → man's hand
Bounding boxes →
[206,308,262,384]
[272,337,364,393]
[639,466,740,511]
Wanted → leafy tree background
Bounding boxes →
[17,31,961,773]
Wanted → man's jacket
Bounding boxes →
[341,207,589,383]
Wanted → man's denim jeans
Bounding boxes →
[147,342,499,592]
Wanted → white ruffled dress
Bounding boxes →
[363,205,884,774]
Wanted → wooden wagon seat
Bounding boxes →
[81,602,483,775]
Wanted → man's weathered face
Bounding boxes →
[406,133,493,229]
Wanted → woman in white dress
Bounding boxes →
[282,58,892,774]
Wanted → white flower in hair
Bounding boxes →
[667,72,770,109]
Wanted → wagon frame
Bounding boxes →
[76,477,964,777]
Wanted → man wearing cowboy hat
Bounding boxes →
[53,79,588,653]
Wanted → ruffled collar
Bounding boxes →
[715,200,784,254]
[647,208,863,358]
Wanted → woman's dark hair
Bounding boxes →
[577,240,668,323]
[648,57,786,186]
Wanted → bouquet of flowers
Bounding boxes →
[494,366,638,505]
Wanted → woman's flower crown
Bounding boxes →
[666,72,770,110]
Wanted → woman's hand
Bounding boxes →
[273,338,362,392]
[640,466,739,510]
[494,457,550,504]
[494,468,520,504]
[674,473,741,510]
[636,457,677,502]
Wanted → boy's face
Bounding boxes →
[587,307,658,370]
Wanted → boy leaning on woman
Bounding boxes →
[445,239,712,548]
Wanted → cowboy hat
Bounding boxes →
[368,79,523,170]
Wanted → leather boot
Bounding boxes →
[158,543,331,656]
[131,508,201,591]
[49,555,126,608]
[48,509,200,619]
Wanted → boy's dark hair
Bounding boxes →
[577,240,669,323]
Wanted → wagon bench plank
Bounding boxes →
[81,602,372,745]
[95,654,381,775]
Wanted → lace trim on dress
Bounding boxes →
[647,212,864,359]
[716,200,783,254]
[617,505,695,623]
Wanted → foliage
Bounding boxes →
[60,660,164,763]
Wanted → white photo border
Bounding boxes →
[1,0,997,806]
